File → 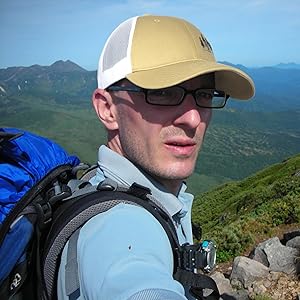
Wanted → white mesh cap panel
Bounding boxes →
[97,16,138,88]
[101,19,133,71]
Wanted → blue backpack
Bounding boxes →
[0,128,80,299]
[0,128,222,300]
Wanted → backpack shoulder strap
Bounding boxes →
[64,228,81,300]
[42,181,177,299]
[42,180,220,300]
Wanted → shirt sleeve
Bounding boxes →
[57,203,188,300]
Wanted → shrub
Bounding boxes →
[211,224,254,262]
[270,195,300,225]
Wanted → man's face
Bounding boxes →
[110,74,213,192]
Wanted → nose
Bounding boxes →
[173,94,211,129]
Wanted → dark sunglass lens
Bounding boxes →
[147,87,183,105]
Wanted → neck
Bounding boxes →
[163,181,182,196]
[146,173,183,196]
[106,140,183,196]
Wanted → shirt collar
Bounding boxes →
[96,145,193,216]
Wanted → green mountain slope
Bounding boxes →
[1,61,299,195]
[192,153,300,261]
[1,96,106,162]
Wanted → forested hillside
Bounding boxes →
[192,153,300,261]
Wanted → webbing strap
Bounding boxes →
[174,269,220,300]
[65,229,81,300]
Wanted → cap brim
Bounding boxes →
[126,60,255,100]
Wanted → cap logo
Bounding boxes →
[199,33,212,52]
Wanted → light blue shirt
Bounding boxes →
[57,145,194,300]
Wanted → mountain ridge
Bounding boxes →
[1,59,300,112]
[49,60,87,72]
[219,61,300,70]
[3,59,300,71]
[274,62,300,69]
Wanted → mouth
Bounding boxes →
[164,138,197,156]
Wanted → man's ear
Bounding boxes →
[92,88,119,130]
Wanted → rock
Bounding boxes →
[296,257,300,277]
[220,289,250,300]
[210,271,233,295]
[230,256,269,288]
[249,244,269,267]
[268,271,281,281]
[286,236,300,249]
[262,279,272,288]
[217,232,300,300]
[272,291,281,299]
[262,237,299,274]
[231,289,250,300]
[252,281,267,294]
[230,278,244,290]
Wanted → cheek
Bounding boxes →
[117,106,162,142]
[200,109,213,124]
[142,106,168,124]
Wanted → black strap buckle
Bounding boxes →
[97,178,118,191]
[174,269,220,300]
[34,197,53,227]
[35,181,71,227]
[47,181,72,205]
[128,182,151,199]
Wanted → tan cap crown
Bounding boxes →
[98,15,255,100]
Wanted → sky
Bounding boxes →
[0,0,299,70]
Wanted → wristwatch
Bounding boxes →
[199,240,216,273]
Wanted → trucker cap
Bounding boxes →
[97,15,255,100]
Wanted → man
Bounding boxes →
[57,15,254,299]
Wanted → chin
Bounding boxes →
[163,167,194,181]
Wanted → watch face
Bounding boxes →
[202,240,216,272]
[207,247,216,270]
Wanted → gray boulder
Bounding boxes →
[249,245,269,267]
[286,236,300,249]
[230,256,269,288]
[261,237,299,274]
[210,271,233,295]
[221,289,250,300]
